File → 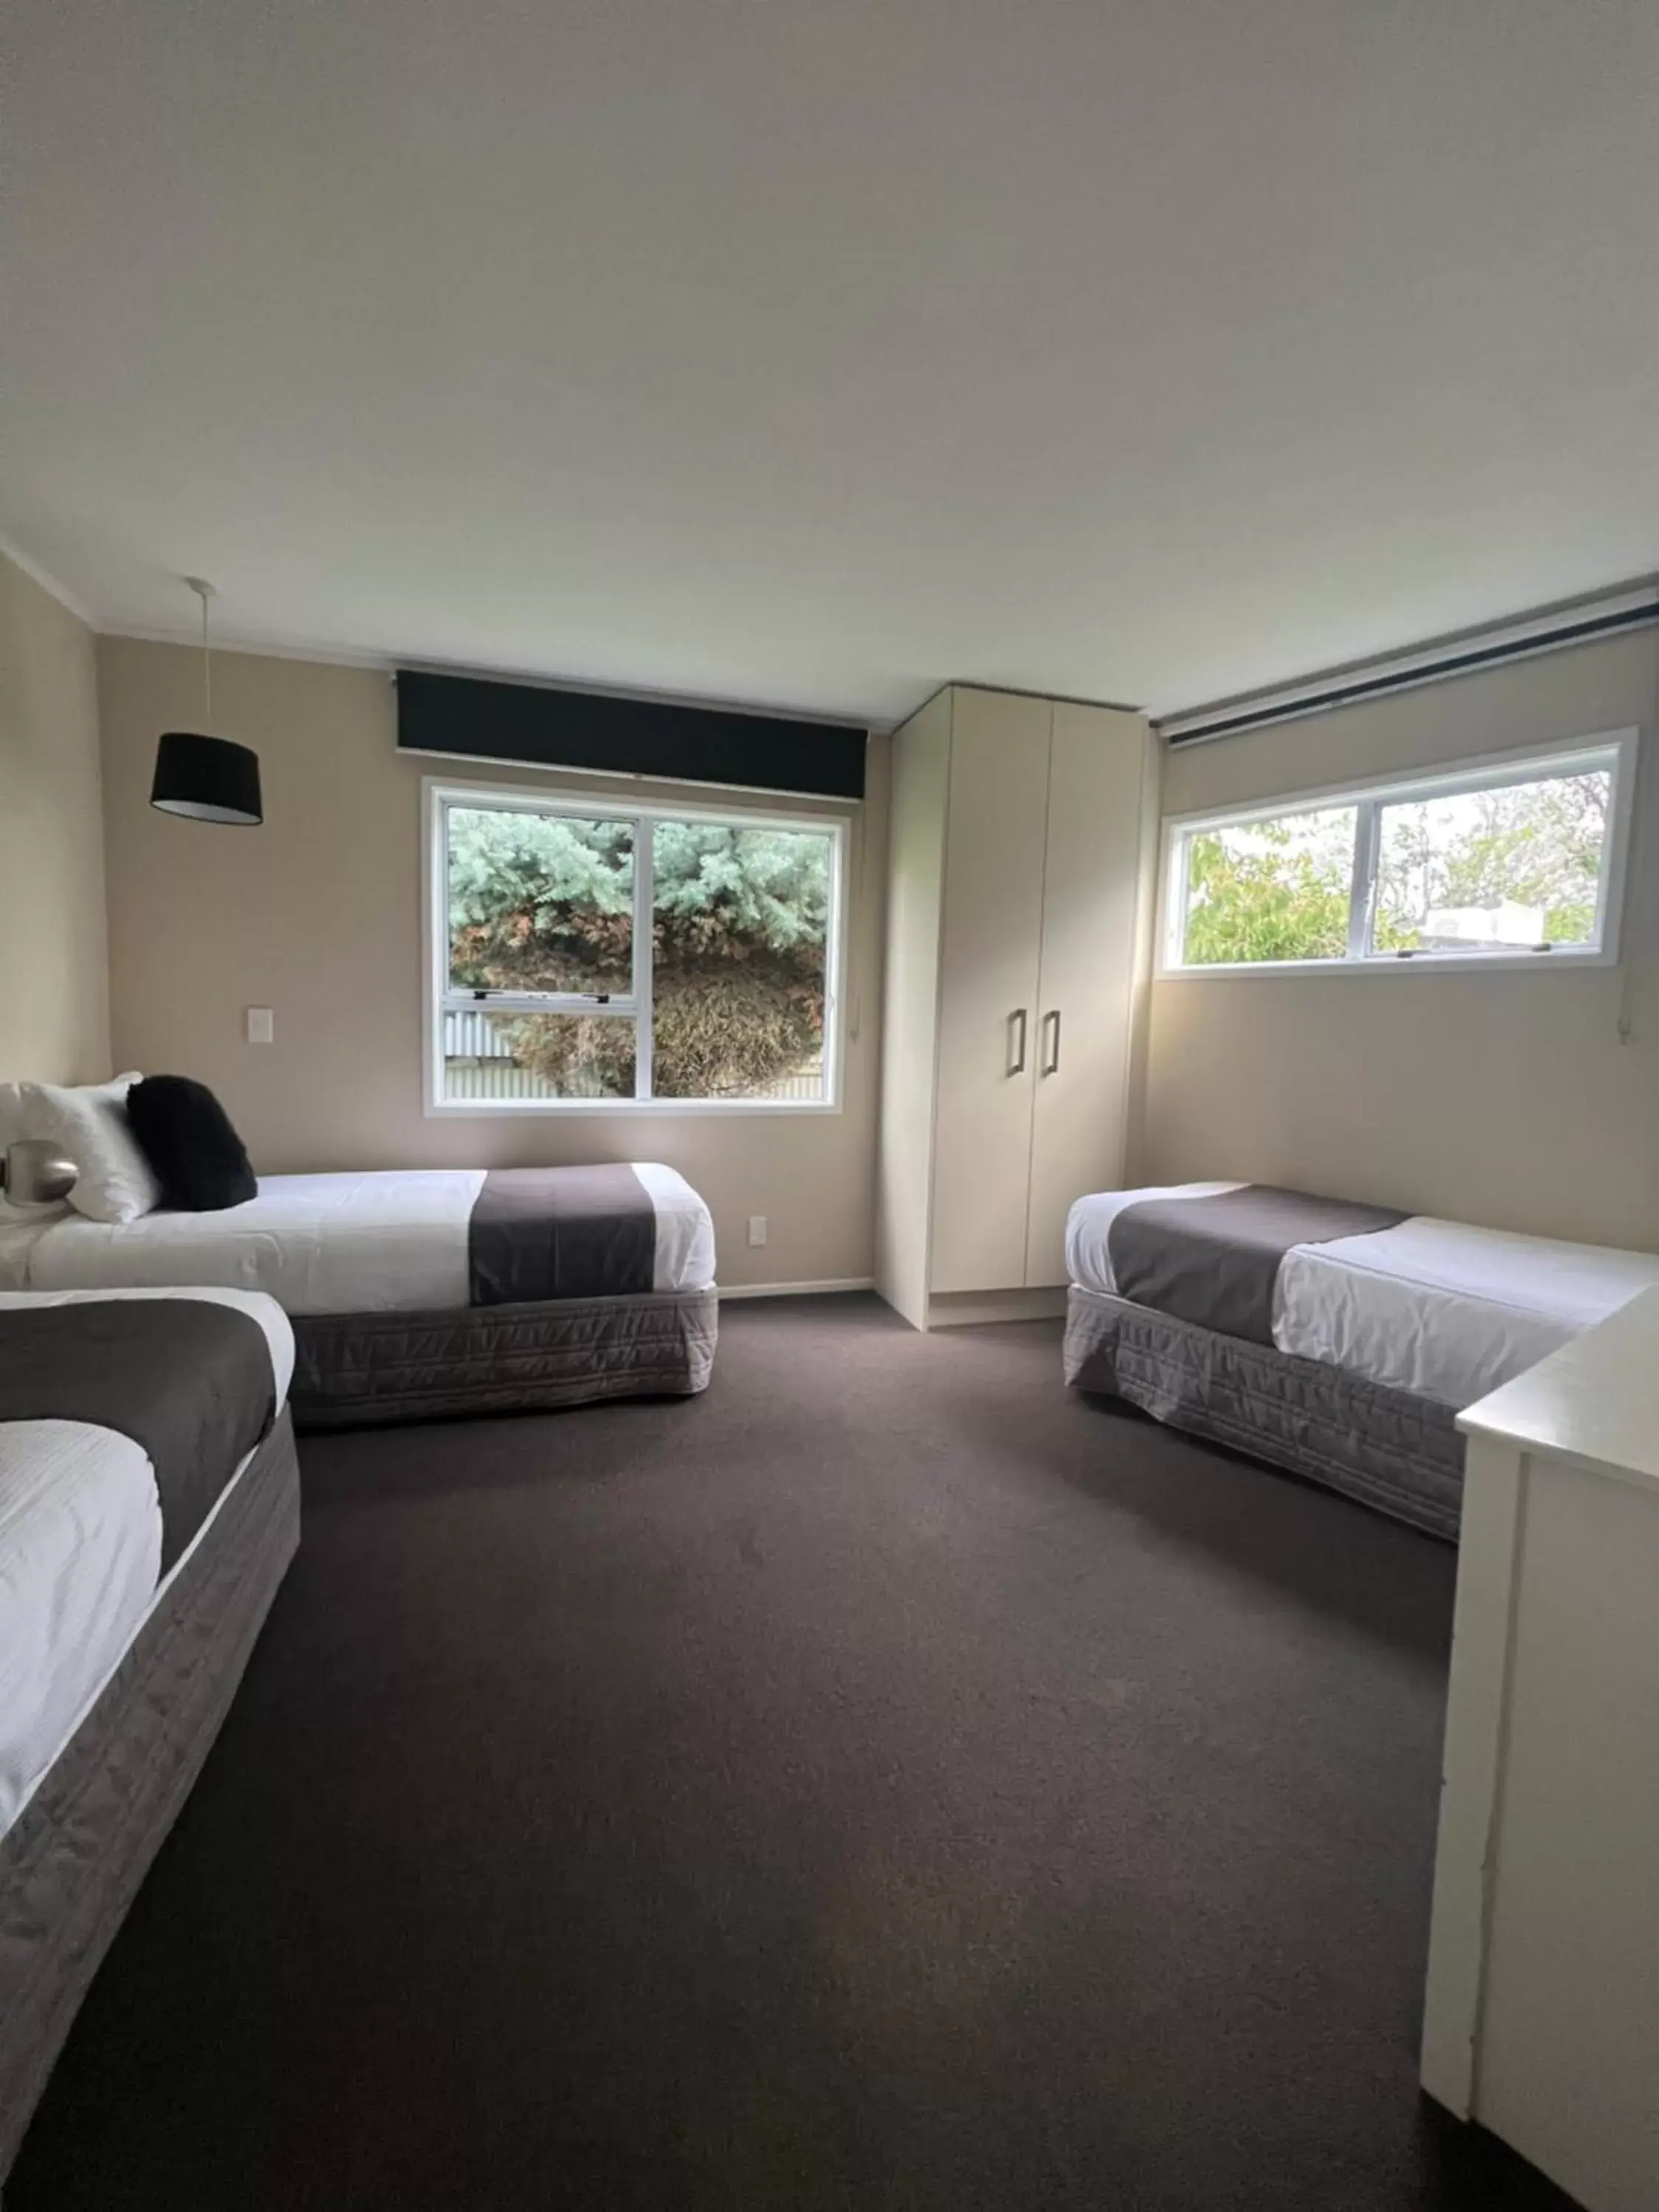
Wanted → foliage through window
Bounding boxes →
[432,788,843,1106]
[1164,737,1632,973]
[1181,805,1357,967]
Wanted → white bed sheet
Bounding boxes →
[1065,1184,1659,1410]
[0,1419,161,1833]
[1278,1216,1659,1408]
[0,1217,49,1289]
[1,1171,485,1312]
[0,1284,293,1837]
[0,1165,716,1315]
[633,1161,718,1295]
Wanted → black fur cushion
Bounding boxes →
[125,1076,257,1212]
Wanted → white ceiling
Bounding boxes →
[6,0,1658,725]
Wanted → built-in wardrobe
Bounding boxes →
[876,684,1159,1329]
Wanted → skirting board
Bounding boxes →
[928,1287,1070,1328]
[718,1278,874,1301]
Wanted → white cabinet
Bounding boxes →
[876,685,1158,1329]
[1422,1287,1659,2212]
[931,689,1051,1295]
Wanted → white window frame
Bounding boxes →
[423,777,849,1114]
[1158,728,1638,979]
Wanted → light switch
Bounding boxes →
[246,1006,274,1045]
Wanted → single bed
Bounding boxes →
[1064,1182,1659,1538]
[0,1287,300,2182]
[0,1162,719,1426]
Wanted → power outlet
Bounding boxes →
[746,1214,768,1248]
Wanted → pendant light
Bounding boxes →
[150,577,264,825]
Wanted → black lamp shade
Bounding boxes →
[150,731,262,825]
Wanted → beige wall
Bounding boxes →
[0,552,111,1084]
[1144,630,1659,1248]
[97,637,887,1288]
[97,620,1658,1276]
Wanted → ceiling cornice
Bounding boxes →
[100,622,393,672]
[99,624,895,732]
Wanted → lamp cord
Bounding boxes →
[201,586,212,722]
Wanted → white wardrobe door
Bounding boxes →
[876,690,953,1329]
[1025,704,1149,1287]
[930,691,1050,1295]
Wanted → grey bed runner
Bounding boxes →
[0,1301,276,1572]
[468,1164,656,1305]
[1107,1184,1408,1345]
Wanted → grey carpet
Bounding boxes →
[10,1295,1576,2211]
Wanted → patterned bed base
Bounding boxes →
[290,1285,718,1430]
[0,1412,300,2182]
[1063,1285,1464,1540]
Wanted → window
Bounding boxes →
[1161,731,1635,975]
[428,784,846,1110]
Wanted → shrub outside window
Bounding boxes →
[428,783,846,1110]
[1161,733,1635,975]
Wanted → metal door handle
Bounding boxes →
[1041,1009,1061,1076]
[1007,1008,1028,1076]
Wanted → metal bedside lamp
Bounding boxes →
[1,1142,78,1207]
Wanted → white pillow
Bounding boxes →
[13,1074,161,1223]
